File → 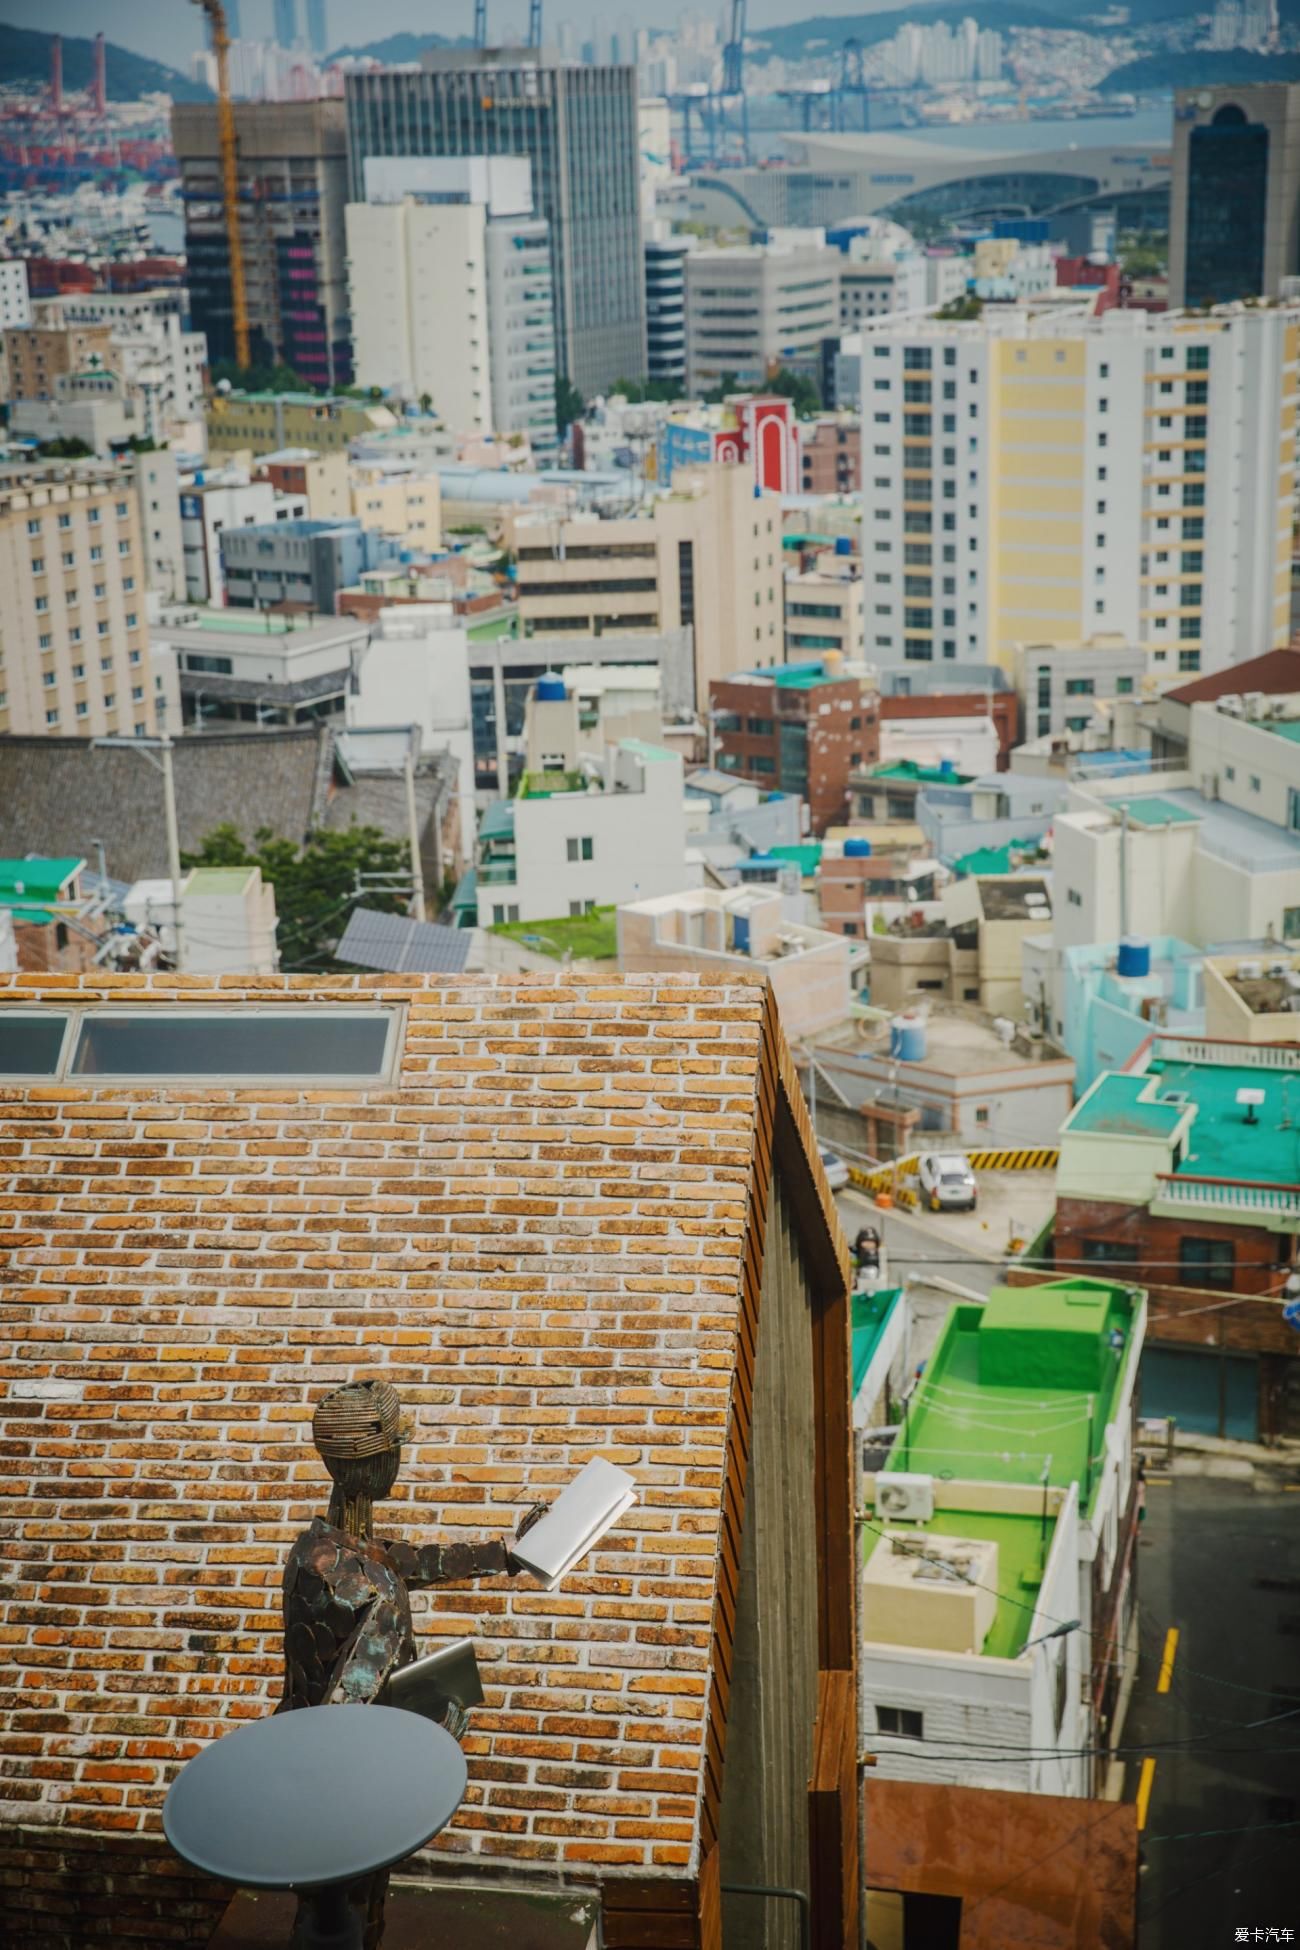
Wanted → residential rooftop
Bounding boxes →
[853,1287,902,1400]
[1066,1047,1300,1187]
[154,609,368,647]
[1082,783,1300,873]
[863,760,974,786]
[733,660,861,690]
[862,1507,1056,1659]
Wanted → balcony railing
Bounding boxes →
[1153,1172,1300,1222]
[1147,1033,1300,1073]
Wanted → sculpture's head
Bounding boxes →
[312,1378,406,1505]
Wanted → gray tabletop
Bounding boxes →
[163,1705,467,1890]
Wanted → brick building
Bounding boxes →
[879,684,1018,772]
[1033,1032,1300,1441]
[799,417,861,496]
[712,661,880,835]
[0,971,858,1950]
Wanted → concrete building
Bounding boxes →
[151,607,369,730]
[1203,948,1300,1042]
[347,158,557,450]
[1169,84,1300,308]
[863,1278,1144,1797]
[917,770,1064,866]
[878,665,1019,771]
[348,467,441,550]
[852,757,972,828]
[645,229,690,389]
[346,49,646,398]
[205,391,395,458]
[9,367,146,453]
[171,99,351,387]
[816,842,940,942]
[784,550,864,664]
[0,259,31,330]
[618,884,855,1037]
[21,292,205,442]
[3,320,116,402]
[219,516,402,616]
[870,875,1053,1018]
[1145,644,1300,769]
[1015,632,1152,743]
[513,464,781,708]
[806,1006,1074,1153]
[1053,700,1300,952]
[684,239,839,397]
[134,447,186,602]
[179,471,307,607]
[474,735,690,929]
[176,864,279,975]
[0,463,176,740]
[256,448,351,521]
[1044,1033,1300,1440]
[1026,933,1207,1092]
[713,660,881,835]
[858,302,1299,675]
[347,606,476,851]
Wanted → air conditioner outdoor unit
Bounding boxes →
[1268,960,1290,979]
[876,1473,936,1522]
[1237,960,1263,980]
[1243,692,1267,720]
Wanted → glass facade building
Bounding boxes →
[1185,106,1270,307]
[345,51,646,399]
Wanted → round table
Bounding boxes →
[164,1705,467,1948]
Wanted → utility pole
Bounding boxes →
[94,736,186,971]
[403,732,428,923]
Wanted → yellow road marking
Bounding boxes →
[1285,1484,1300,1493]
[1136,1756,1156,1830]
[1146,1474,1173,1486]
[1157,1627,1179,1694]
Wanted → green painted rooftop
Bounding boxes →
[1267,719,1300,743]
[467,611,519,642]
[740,661,843,690]
[883,1281,1139,1510]
[862,1507,1054,1659]
[852,1287,901,1399]
[1069,1056,1300,1187]
[0,857,83,904]
[866,760,974,785]
[1111,795,1202,827]
[768,842,823,876]
[184,867,254,893]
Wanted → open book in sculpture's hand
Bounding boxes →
[505,1458,639,1590]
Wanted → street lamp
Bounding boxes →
[92,735,185,971]
[1019,1618,1080,1657]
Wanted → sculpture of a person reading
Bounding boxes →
[279,1378,543,1946]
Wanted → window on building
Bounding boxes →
[1082,1239,1134,1266]
[877,1707,923,1739]
[974,1106,989,1124]
[1179,1237,1234,1290]
[1116,677,1134,695]
[566,836,594,862]
[747,717,775,736]
[1067,889,1082,907]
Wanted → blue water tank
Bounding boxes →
[536,674,567,701]
[844,836,872,859]
[1117,936,1151,979]
[835,535,852,556]
[889,1015,928,1063]
[939,757,957,778]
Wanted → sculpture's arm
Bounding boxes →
[380,1504,549,1589]
[325,1596,406,1705]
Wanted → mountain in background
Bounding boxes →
[326,31,468,63]
[1100,47,1300,91]
[753,3,1090,62]
[0,21,212,102]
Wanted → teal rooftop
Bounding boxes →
[865,759,975,786]
[1067,1051,1300,1188]
[1108,795,1201,828]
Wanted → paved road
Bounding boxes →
[835,1185,1004,1300]
[1126,1473,1300,1950]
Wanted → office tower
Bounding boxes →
[345,47,646,396]
[1169,84,1300,307]
[644,231,689,389]
[171,99,351,386]
[273,0,298,48]
[307,0,327,56]
[859,304,1298,676]
[684,241,839,396]
[0,462,163,739]
[347,158,558,448]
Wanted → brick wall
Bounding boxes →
[1055,1196,1288,1305]
[1,970,792,1943]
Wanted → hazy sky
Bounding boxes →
[0,0,1001,75]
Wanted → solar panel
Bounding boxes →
[336,909,472,975]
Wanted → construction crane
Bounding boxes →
[192,0,250,369]
[474,0,487,49]
[716,0,749,163]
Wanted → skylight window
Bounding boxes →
[0,1012,70,1075]
[0,1009,400,1083]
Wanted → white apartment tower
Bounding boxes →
[346,157,558,451]
[859,303,1298,677]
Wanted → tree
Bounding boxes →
[211,358,311,395]
[181,822,413,970]
[555,375,585,432]
[767,367,821,417]
[702,371,741,404]
[36,436,93,458]
[418,392,433,415]
[612,376,682,404]
[935,294,983,322]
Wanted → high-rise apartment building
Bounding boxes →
[511,464,783,708]
[347,158,557,449]
[1169,83,1300,307]
[273,0,298,49]
[645,229,690,389]
[4,322,116,402]
[684,242,839,397]
[171,99,351,388]
[345,48,645,397]
[0,463,178,739]
[307,0,327,57]
[859,304,1298,677]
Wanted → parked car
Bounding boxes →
[917,1151,978,1212]
[820,1147,849,1192]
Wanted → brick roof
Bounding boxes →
[0,971,845,1898]
[1164,646,1300,705]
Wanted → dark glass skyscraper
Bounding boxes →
[1170,83,1300,308]
[345,49,646,397]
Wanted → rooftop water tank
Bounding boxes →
[536,674,567,701]
[1117,937,1151,979]
[889,1014,927,1063]
[844,836,872,858]
[939,757,957,778]
[834,535,852,556]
